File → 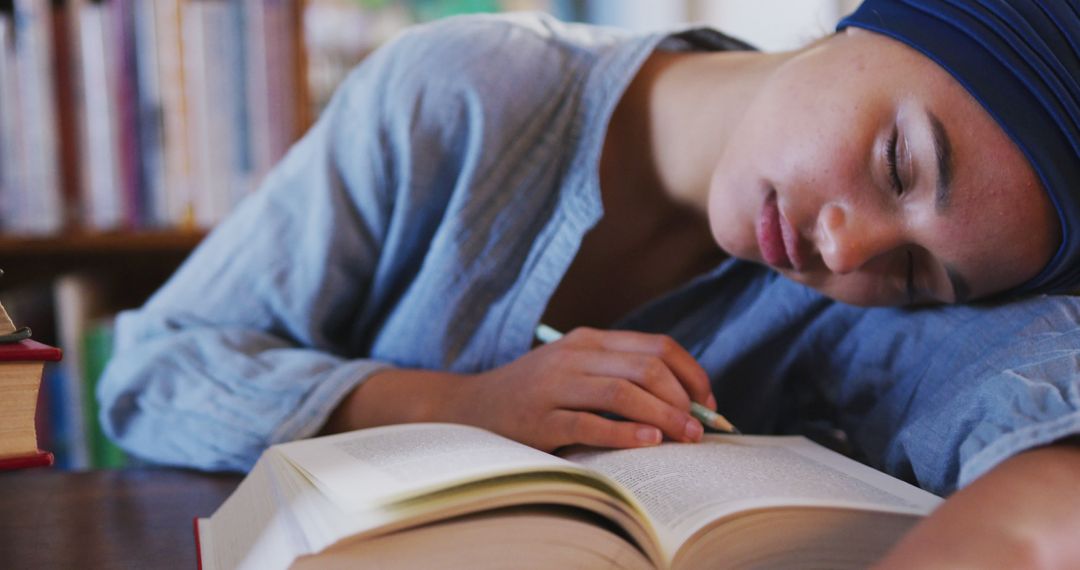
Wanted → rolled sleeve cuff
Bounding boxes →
[269,359,396,446]
[959,411,1080,487]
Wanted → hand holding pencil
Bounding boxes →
[535,324,739,436]
[443,322,730,452]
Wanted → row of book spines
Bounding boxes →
[0,0,307,237]
[39,319,128,469]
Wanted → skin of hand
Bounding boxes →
[323,327,718,452]
[874,440,1080,569]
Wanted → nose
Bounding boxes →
[816,202,903,274]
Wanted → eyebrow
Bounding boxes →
[929,111,954,214]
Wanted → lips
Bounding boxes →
[756,191,803,271]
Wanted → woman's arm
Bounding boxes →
[97,38,408,471]
[876,439,1080,569]
[323,327,718,451]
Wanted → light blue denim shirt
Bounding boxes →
[98,13,1080,496]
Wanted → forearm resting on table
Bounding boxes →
[321,369,472,434]
[876,439,1080,569]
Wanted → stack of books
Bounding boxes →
[0,292,60,471]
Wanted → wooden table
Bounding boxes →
[0,468,241,569]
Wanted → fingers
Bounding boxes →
[559,375,703,444]
[575,350,692,412]
[563,327,716,410]
[548,410,663,449]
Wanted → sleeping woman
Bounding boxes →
[99,0,1080,566]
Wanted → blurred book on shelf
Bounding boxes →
[51,273,120,469]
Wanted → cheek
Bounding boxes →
[806,273,903,306]
[706,160,757,259]
[706,105,782,258]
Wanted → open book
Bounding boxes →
[196,423,940,569]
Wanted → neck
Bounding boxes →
[619,48,799,215]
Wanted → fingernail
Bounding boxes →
[684,418,703,442]
[636,427,661,445]
[707,394,717,410]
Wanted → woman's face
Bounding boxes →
[708,28,1061,306]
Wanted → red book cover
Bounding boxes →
[194,518,204,570]
[50,0,82,230]
[0,450,54,471]
[111,0,144,228]
[0,339,62,362]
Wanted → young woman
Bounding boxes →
[99,0,1080,565]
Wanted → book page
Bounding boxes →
[277,423,576,511]
[564,435,941,548]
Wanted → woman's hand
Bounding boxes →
[323,327,718,452]
[457,327,717,452]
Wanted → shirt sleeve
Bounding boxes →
[97,35,406,472]
[816,295,1080,495]
[659,264,1080,496]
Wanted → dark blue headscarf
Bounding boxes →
[838,0,1080,295]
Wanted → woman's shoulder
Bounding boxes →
[362,13,636,98]
[390,12,634,60]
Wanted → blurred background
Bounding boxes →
[306,0,863,116]
[0,0,861,471]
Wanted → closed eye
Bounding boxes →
[887,126,904,195]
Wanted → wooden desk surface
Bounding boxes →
[0,468,241,569]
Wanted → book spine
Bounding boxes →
[52,274,98,470]
[83,319,126,469]
[285,0,309,144]
[180,0,249,228]
[12,0,63,235]
[227,0,252,206]
[49,0,83,230]
[77,0,123,230]
[0,8,23,232]
[246,0,306,181]
[154,0,194,229]
[181,0,214,228]
[109,0,143,229]
[133,0,168,229]
[63,0,91,231]
[42,362,72,468]
[244,0,272,184]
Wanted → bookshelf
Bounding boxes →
[0,0,563,471]
[0,0,311,471]
[0,230,202,298]
[0,230,202,258]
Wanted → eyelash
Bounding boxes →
[886,126,904,195]
[890,127,915,303]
